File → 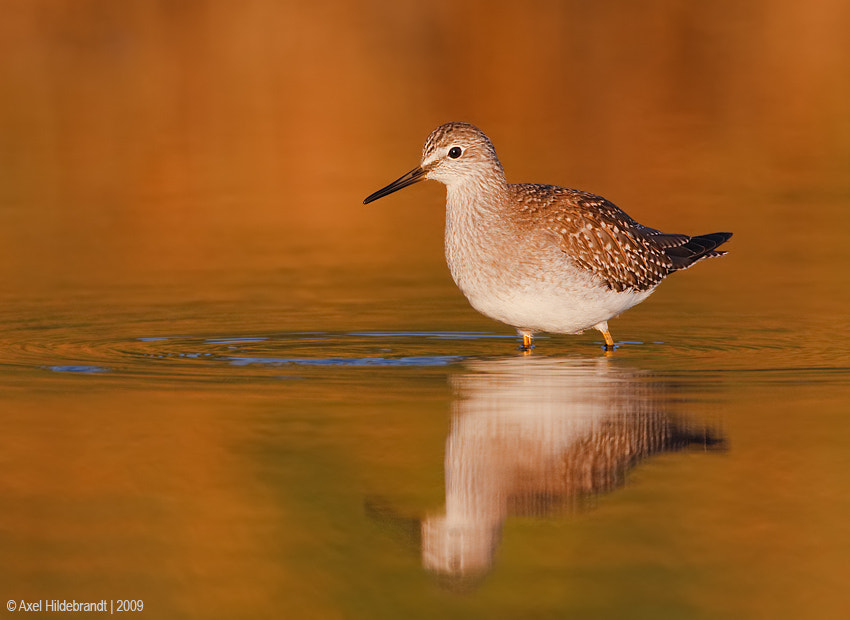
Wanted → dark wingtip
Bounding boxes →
[692,232,733,248]
[665,231,733,269]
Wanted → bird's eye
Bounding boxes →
[448,146,462,159]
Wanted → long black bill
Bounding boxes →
[363,166,427,204]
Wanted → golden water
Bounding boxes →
[2,2,850,618]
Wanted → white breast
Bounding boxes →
[444,192,655,335]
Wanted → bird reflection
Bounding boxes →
[368,355,723,585]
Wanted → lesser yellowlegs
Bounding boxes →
[364,122,732,350]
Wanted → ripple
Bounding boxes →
[225,355,464,367]
[45,365,110,374]
[0,330,498,383]
[2,323,848,387]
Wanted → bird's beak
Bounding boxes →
[363,166,427,204]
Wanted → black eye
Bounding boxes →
[448,146,462,159]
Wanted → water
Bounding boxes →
[3,2,850,618]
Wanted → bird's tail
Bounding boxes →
[665,232,733,270]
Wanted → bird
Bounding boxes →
[363,122,731,351]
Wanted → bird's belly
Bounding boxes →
[465,281,652,334]
[449,246,655,334]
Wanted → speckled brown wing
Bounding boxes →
[512,184,676,292]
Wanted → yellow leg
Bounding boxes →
[595,322,615,350]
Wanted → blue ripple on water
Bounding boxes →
[45,365,110,374]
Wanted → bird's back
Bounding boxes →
[508,183,731,293]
